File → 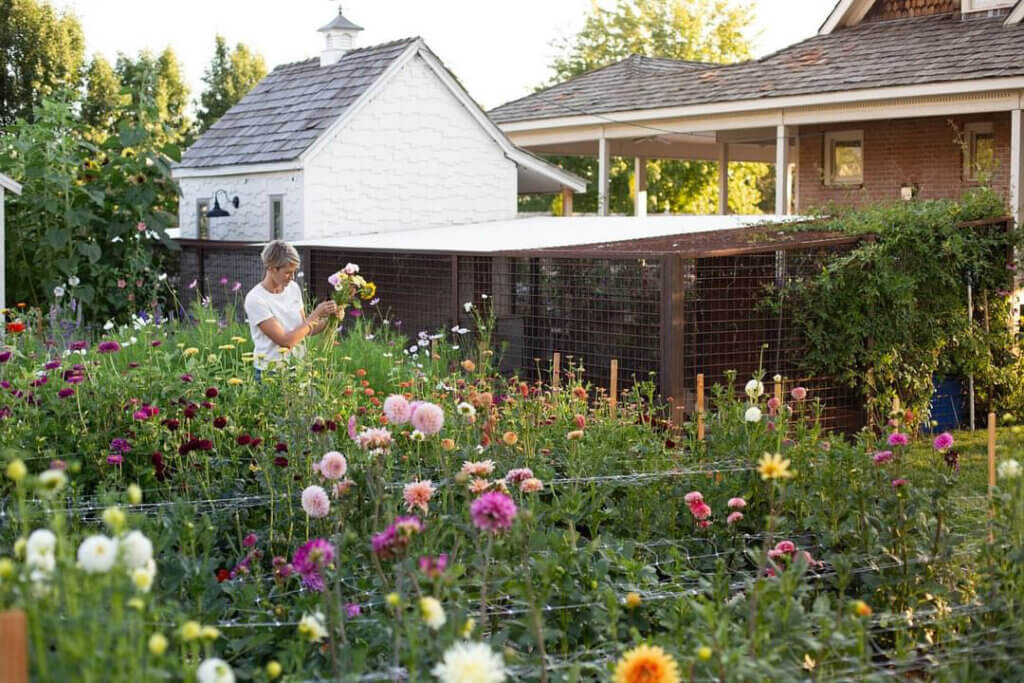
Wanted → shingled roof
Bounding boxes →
[489,11,1024,124]
[178,38,416,168]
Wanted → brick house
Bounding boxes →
[488,0,1024,224]
[172,10,584,242]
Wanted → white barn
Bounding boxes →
[172,10,585,241]
[0,172,23,310]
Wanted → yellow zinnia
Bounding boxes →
[613,644,680,683]
[227,377,244,386]
[758,452,793,481]
[183,347,199,357]
[218,344,235,351]
[231,336,246,344]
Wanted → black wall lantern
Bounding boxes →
[208,190,240,218]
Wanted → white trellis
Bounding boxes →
[0,172,23,312]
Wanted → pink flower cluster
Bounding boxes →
[317,451,348,480]
[767,539,820,568]
[470,491,518,533]
[292,538,335,592]
[372,515,424,560]
[355,427,393,453]
[685,491,712,525]
[403,479,436,513]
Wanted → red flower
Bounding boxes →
[6,321,25,334]
[213,416,227,429]
[216,569,230,582]
[205,387,219,398]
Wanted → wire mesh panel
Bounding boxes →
[173,243,263,315]
[682,246,863,432]
[309,249,455,336]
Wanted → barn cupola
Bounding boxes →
[319,7,363,67]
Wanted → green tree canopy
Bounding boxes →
[82,54,125,138]
[0,0,85,125]
[527,0,770,216]
[195,35,268,134]
[115,48,192,148]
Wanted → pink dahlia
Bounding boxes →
[292,538,335,591]
[727,497,747,510]
[872,450,894,465]
[419,554,448,578]
[470,491,518,533]
[683,491,704,505]
[461,460,495,477]
[791,386,807,401]
[403,479,436,513]
[505,467,534,484]
[411,402,444,435]
[520,478,543,493]
[689,501,712,521]
[932,432,954,452]
[887,432,909,447]
[774,540,797,555]
[301,485,330,518]
[726,511,744,525]
[892,478,908,488]
[356,427,392,453]
[319,451,348,480]
[383,394,412,424]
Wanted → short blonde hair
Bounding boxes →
[261,240,300,270]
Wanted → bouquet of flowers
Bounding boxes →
[327,263,376,318]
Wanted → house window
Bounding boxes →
[270,195,284,240]
[197,199,210,239]
[963,122,995,182]
[824,130,863,186]
[962,0,1015,12]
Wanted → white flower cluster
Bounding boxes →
[998,458,1021,480]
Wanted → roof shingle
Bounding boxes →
[178,38,417,169]
[489,12,1024,124]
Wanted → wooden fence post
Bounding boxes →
[0,609,28,683]
[696,373,705,441]
[988,411,997,494]
[609,359,618,418]
[551,352,561,390]
[774,379,783,404]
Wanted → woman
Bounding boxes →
[244,240,337,379]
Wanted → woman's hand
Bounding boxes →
[312,300,338,320]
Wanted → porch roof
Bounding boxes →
[489,12,1024,125]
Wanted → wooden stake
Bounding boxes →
[696,373,705,441]
[774,379,783,404]
[0,609,28,683]
[551,352,560,390]
[988,411,997,494]
[609,359,618,418]
[892,396,901,418]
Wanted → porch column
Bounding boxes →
[634,156,648,217]
[775,125,791,215]
[1012,109,1023,227]
[598,135,609,216]
[561,187,573,217]
[717,142,729,215]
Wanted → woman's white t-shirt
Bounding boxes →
[244,281,306,369]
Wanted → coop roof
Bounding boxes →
[276,215,851,256]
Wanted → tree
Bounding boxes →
[82,54,124,138]
[0,0,85,125]
[115,48,192,148]
[195,35,268,134]
[527,0,770,216]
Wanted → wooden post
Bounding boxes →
[609,359,618,418]
[431,339,439,361]
[561,188,573,217]
[551,352,560,390]
[696,373,705,441]
[988,411,997,494]
[892,396,901,418]
[774,379,783,404]
[0,609,28,683]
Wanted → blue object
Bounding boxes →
[927,377,964,432]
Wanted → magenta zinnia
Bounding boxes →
[470,491,518,533]
[932,432,954,452]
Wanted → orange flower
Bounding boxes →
[502,431,518,446]
[613,644,680,683]
[5,321,25,334]
[572,386,587,400]
[461,359,476,372]
[441,438,456,451]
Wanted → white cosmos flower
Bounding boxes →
[37,469,67,496]
[120,530,154,569]
[744,406,762,422]
[456,402,476,418]
[196,657,235,683]
[431,641,506,683]
[53,286,65,298]
[103,320,115,331]
[463,302,473,312]
[68,275,80,287]
[77,535,118,573]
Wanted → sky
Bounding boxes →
[51,0,836,112]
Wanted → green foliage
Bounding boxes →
[524,0,769,216]
[115,48,192,148]
[195,35,268,135]
[82,54,127,138]
[0,92,180,321]
[780,190,1018,426]
[0,0,85,125]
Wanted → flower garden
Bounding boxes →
[1,282,1024,683]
